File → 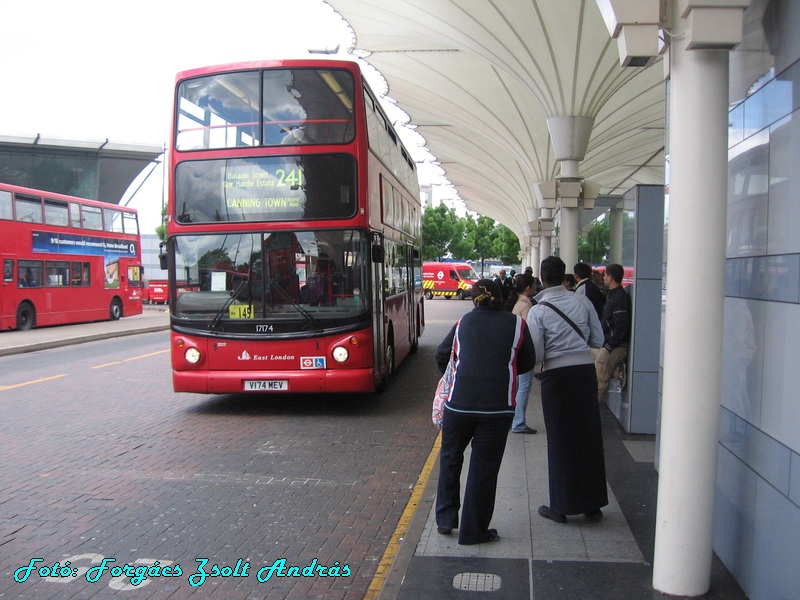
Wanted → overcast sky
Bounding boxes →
[1,1,446,231]
[2,0,354,144]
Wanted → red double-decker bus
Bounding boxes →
[0,183,143,331]
[161,59,424,394]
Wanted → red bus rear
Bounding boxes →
[0,183,143,330]
[163,59,424,394]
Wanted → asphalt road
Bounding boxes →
[0,298,472,599]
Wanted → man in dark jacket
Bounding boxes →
[435,279,535,545]
[594,263,631,402]
[573,262,605,320]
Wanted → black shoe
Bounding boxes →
[458,528,500,545]
[513,425,537,434]
[437,526,452,534]
[538,505,566,524]
[584,509,603,522]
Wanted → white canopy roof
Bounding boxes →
[326,0,665,236]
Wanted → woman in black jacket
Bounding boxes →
[435,279,536,544]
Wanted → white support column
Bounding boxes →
[559,206,579,271]
[652,4,729,596]
[539,233,551,260]
[610,207,624,264]
[530,243,540,275]
[539,207,553,260]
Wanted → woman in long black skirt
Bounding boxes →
[527,256,608,522]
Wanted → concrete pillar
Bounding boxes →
[529,243,540,275]
[547,118,594,266]
[539,207,553,260]
[652,5,729,597]
[560,206,579,271]
[539,234,551,261]
[610,206,624,264]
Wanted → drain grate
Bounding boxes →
[452,571,502,592]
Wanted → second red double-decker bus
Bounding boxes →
[161,59,424,394]
[0,183,143,331]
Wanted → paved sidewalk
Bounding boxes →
[0,305,169,357]
[380,384,748,600]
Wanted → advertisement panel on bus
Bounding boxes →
[422,262,479,300]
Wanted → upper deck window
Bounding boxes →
[15,194,43,223]
[176,68,355,150]
[44,199,69,227]
[104,208,124,233]
[122,211,139,235]
[82,205,103,230]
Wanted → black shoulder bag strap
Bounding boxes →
[539,301,586,342]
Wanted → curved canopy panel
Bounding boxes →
[326,0,666,231]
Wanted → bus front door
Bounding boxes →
[372,258,387,389]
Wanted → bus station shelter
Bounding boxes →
[327,1,800,599]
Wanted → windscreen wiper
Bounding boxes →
[267,278,323,332]
[209,278,250,330]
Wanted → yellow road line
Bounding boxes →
[0,374,68,391]
[93,349,169,368]
[123,349,170,361]
[365,432,441,600]
[93,361,123,368]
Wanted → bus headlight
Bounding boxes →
[185,347,201,364]
[332,346,349,363]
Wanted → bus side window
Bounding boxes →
[18,264,38,287]
[71,261,82,286]
[0,190,12,220]
[3,258,12,282]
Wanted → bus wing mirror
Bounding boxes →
[158,241,168,270]
[370,232,384,263]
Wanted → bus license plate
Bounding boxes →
[244,380,288,391]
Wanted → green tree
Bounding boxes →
[155,204,167,242]
[449,214,477,261]
[471,216,497,275]
[421,204,459,260]
[493,225,521,265]
[578,219,610,264]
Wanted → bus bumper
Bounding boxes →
[173,368,377,394]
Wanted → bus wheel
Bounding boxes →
[386,338,395,377]
[424,291,432,300]
[410,310,421,354]
[377,334,395,393]
[110,298,123,321]
[16,302,35,331]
